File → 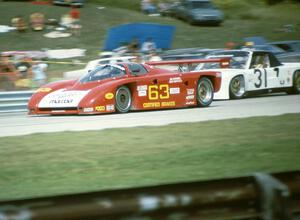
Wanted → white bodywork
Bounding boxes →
[63,56,136,79]
[38,89,90,108]
[196,50,300,100]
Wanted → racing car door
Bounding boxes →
[247,52,280,91]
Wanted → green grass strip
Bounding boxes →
[0,113,299,200]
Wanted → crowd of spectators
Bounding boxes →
[0,54,48,91]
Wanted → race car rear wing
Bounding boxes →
[146,57,231,72]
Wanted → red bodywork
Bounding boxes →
[28,59,227,115]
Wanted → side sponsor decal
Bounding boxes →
[83,107,93,113]
[143,101,176,108]
[106,105,114,111]
[105,93,114,100]
[186,95,195,100]
[169,87,180,95]
[137,85,148,91]
[95,106,105,112]
[187,88,194,95]
[161,101,175,107]
[36,87,52,93]
[143,102,160,108]
[169,77,182,84]
[186,101,195,105]
[38,89,90,108]
[138,90,147,97]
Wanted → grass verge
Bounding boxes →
[0,113,299,200]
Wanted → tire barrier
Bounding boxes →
[0,171,299,220]
[0,91,33,113]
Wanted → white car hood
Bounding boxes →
[38,89,90,108]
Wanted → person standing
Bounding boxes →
[32,62,48,87]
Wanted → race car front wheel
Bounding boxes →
[115,86,132,113]
[197,77,214,107]
[229,75,245,99]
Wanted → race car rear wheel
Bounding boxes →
[196,77,214,107]
[115,86,132,113]
[289,70,300,94]
[229,75,245,99]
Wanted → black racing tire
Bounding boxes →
[287,70,300,94]
[196,77,214,107]
[229,75,246,99]
[115,86,132,113]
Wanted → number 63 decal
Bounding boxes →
[148,84,170,100]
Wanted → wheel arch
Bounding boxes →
[198,75,217,91]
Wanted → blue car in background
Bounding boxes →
[174,0,224,25]
[53,0,85,7]
[269,40,300,52]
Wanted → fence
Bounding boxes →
[0,90,33,113]
[0,171,299,220]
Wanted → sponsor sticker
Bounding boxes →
[83,107,93,113]
[187,89,194,95]
[106,105,114,111]
[186,95,195,100]
[169,87,180,95]
[161,101,176,107]
[49,99,73,104]
[138,90,147,97]
[137,85,148,91]
[186,101,195,105]
[36,87,52,93]
[105,93,114,100]
[38,89,90,108]
[95,106,105,111]
[143,102,160,108]
[169,77,182,84]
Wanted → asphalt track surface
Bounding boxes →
[0,94,299,137]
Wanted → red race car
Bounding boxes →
[28,59,229,115]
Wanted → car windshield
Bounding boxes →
[190,1,214,9]
[80,64,126,83]
[195,51,250,70]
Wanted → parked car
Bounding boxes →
[269,40,300,53]
[174,0,224,25]
[194,49,300,99]
[161,48,220,60]
[28,59,227,115]
[53,0,85,7]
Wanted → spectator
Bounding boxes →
[141,0,158,14]
[148,50,162,61]
[70,5,80,22]
[0,55,15,72]
[129,38,140,54]
[15,57,32,79]
[141,37,157,54]
[11,15,27,32]
[32,62,48,87]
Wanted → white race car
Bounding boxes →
[195,49,300,99]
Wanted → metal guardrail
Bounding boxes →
[0,171,299,220]
[0,91,33,113]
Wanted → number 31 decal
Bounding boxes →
[254,69,267,88]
